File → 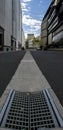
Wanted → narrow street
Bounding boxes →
[0,50,63,129]
[0,0,63,129]
[0,50,63,106]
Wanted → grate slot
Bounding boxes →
[0,89,14,125]
[45,89,63,127]
[29,91,56,130]
[0,89,63,130]
[1,91,30,130]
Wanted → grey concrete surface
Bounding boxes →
[6,51,51,92]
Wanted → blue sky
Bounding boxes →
[20,0,52,38]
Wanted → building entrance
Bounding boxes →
[11,36,16,50]
[0,27,4,51]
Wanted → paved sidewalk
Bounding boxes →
[6,51,51,92]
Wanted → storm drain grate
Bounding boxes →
[0,89,63,130]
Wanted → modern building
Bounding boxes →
[28,40,33,48]
[41,15,48,49]
[48,0,63,48]
[27,34,34,48]
[0,0,12,51]
[41,0,63,49]
[0,0,22,51]
[16,0,22,50]
[27,34,34,40]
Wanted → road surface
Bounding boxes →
[31,50,63,106]
[0,51,26,97]
[0,50,63,106]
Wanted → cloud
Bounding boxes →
[21,2,31,12]
[22,8,28,12]
[21,2,27,9]
[23,14,41,27]
[22,14,41,38]
[21,0,42,38]
[23,0,31,2]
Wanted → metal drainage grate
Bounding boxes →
[0,89,63,130]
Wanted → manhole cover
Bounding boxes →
[0,89,63,130]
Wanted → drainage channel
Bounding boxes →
[0,89,63,130]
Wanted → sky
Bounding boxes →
[20,0,52,38]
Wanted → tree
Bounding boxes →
[25,40,28,49]
[32,37,40,47]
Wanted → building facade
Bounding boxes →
[22,29,25,48]
[27,34,34,40]
[16,0,22,50]
[41,0,63,49]
[41,15,48,49]
[27,34,34,48]
[0,0,22,51]
[0,0,12,51]
[48,0,63,48]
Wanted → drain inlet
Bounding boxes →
[45,89,63,127]
[0,89,63,130]
[0,89,14,125]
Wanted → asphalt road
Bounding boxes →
[31,50,63,106]
[0,51,26,97]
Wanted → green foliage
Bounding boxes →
[25,40,28,48]
[32,37,40,46]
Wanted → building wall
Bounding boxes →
[16,0,22,50]
[12,0,18,50]
[27,34,34,48]
[20,4,22,46]
[4,0,12,50]
[48,0,63,47]
[12,0,17,39]
[0,0,5,50]
[41,0,63,49]
[27,34,34,40]
[28,40,33,48]
[53,25,63,43]
[22,29,25,47]
[12,0,22,50]
[48,33,52,45]
[41,16,48,48]
[0,0,5,29]
[0,0,22,51]
[0,0,12,51]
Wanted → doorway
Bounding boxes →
[0,27,4,51]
